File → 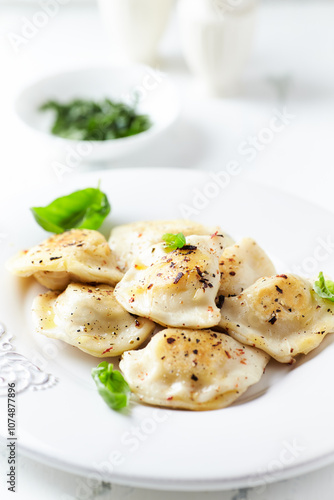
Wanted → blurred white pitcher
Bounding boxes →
[178,0,259,95]
[97,0,174,64]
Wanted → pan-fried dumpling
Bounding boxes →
[219,274,334,363]
[109,219,234,272]
[114,235,226,329]
[7,229,123,290]
[120,328,269,411]
[32,283,156,357]
[219,238,276,297]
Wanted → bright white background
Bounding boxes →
[1,1,334,499]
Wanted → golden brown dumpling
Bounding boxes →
[219,274,334,363]
[114,235,226,329]
[219,238,276,297]
[120,328,269,411]
[32,283,155,357]
[109,219,234,272]
[7,229,123,290]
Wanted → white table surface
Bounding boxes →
[1,1,334,498]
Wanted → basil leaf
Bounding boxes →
[313,272,334,302]
[92,362,130,411]
[31,187,110,234]
[162,232,186,251]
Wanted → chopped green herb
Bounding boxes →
[162,232,186,252]
[92,362,130,411]
[31,186,110,234]
[313,272,334,302]
[40,98,151,141]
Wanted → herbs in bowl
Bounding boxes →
[40,98,152,141]
[14,65,179,161]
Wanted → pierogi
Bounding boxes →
[109,219,234,272]
[219,274,334,363]
[114,234,227,329]
[32,283,155,356]
[120,328,270,411]
[219,238,276,297]
[8,229,123,290]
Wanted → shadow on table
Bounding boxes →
[80,117,209,171]
[239,73,334,104]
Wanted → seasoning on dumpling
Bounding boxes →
[218,238,276,297]
[114,234,226,329]
[32,283,155,357]
[219,274,334,363]
[7,229,123,290]
[109,219,234,272]
[120,328,269,411]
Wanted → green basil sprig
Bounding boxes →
[31,186,110,234]
[313,272,334,302]
[91,362,130,411]
[162,232,186,252]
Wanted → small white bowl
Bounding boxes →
[14,65,179,162]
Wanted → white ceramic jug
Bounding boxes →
[178,0,258,95]
[97,0,175,64]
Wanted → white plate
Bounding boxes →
[13,66,179,162]
[1,168,334,491]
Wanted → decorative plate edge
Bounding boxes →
[0,322,58,396]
